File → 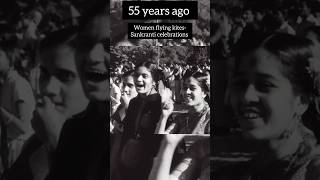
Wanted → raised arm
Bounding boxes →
[148,134,185,180]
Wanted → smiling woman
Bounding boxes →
[114,60,163,180]
[155,70,210,134]
[215,33,320,180]
[122,60,162,136]
[2,27,90,180]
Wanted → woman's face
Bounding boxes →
[243,10,254,23]
[230,48,306,140]
[123,75,137,99]
[134,66,154,95]
[77,14,109,101]
[40,46,89,118]
[183,77,206,107]
[306,31,320,48]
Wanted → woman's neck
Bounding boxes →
[190,101,206,113]
[139,88,157,98]
[264,129,303,160]
[90,101,107,119]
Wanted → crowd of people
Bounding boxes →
[109,57,211,134]
[0,0,212,180]
[212,0,320,179]
[0,0,108,180]
[110,1,211,179]
[109,58,211,180]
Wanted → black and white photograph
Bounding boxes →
[0,0,108,180]
[110,134,210,180]
[110,45,210,135]
[212,0,320,179]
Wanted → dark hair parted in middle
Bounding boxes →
[183,70,210,94]
[235,33,316,102]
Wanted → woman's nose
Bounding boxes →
[186,88,191,94]
[123,85,129,92]
[136,75,143,82]
[243,84,259,103]
[43,76,60,98]
[88,43,105,64]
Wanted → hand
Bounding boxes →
[120,92,130,108]
[32,96,66,149]
[161,100,174,118]
[159,85,174,117]
[159,81,172,103]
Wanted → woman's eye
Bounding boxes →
[255,81,275,92]
[142,75,148,78]
[55,71,76,83]
[190,86,196,91]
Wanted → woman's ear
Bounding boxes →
[295,96,309,116]
[202,91,207,99]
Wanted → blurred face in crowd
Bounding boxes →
[122,75,137,100]
[30,10,43,26]
[302,3,311,17]
[22,10,42,27]
[183,77,206,107]
[230,48,306,140]
[255,11,264,22]
[77,14,109,101]
[243,10,254,23]
[305,31,320,48]
[40,45,89,118]
[276,11,285,23]
[0,49,10,85]
[134,66,155,95]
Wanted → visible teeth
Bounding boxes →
[86,70,107,75]
[85,70,108,82]
[243,113,259,119]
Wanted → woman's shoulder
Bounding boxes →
[290,142,320,180]
[305,155,320,179]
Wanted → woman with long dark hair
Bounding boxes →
[216,33,320,179]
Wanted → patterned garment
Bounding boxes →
[167,102,210,134]
[214,124,320,180]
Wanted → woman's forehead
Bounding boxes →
[238,48,288,80]
[123,75,133,83]
[135,66,151,74]
[240,48,276,67]
[82,14,109,40]
[184,77,200,85]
